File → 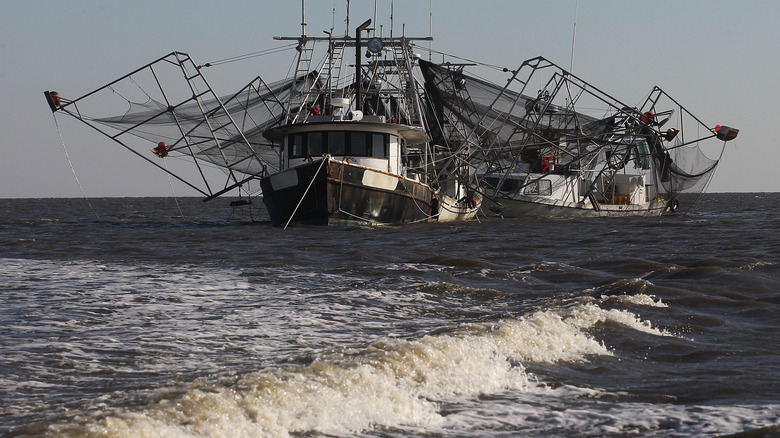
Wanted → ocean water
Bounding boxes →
[1,193,778,437]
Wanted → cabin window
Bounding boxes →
[372,133,387,157]
[329,132,346,155]
[349,132,368,156]
[290,134,305,158]
[308,132,323,155]
[523,179,552,196]
[287,131,389,158]
[484,177,521,193]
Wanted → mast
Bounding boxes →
[301,0,307,37]
[390,0,394,38]
[355,19,372,111]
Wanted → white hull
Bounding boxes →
[490,197,668,218]
[437,194,482,222]
[480,171,673,218]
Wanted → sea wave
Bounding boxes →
[41,298,683,437]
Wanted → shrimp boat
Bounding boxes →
[419,57,738,217]
[43,15,480,227]
[257,18,479,226]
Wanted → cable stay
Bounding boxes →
[52,113,101,221]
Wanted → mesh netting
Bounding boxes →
[52,50,727,205]
[55,52,319,197]
[418,57,725,200]
[91,73,317,177]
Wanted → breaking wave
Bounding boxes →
[47,301,671,437]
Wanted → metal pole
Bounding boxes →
[355,19,371,111]
[301,0,306,37]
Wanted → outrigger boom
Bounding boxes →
[44,52,278,201]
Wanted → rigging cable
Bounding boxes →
[162,157,185,218]
[419,46,507,72]
[693,137,732,213]
[52,114,101,221]
[284,157,328,229]
[199,44,299,68]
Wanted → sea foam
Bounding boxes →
[58,299,671,438]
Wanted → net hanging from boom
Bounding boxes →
[48,52,319,198]
[418,56,728,202]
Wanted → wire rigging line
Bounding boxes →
[162,158,185,218]
[52,114,101,221]
[417,46,507,72]
[200,44,299,68]
[284,157,328,229]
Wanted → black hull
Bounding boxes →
[260,158,434,226]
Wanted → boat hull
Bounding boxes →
[437,194,482,222]
[260,157,435,226]
[489,198,668,218]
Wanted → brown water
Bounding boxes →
[1,193,778,437]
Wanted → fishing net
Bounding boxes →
[51,52,317,197]
[418,57,727,201]
[48,49,730,206]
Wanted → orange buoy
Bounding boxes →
[714,124,739,141]
[152,141,169,158]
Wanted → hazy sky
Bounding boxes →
[2,0,777,198]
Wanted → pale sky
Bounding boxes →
[1,0,777,197]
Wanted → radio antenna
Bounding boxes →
[569,0,578,72]
[429,0,433,61]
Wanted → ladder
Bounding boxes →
[287,39,317,124]
[390,41,422,125]
[325,40,346,101]
[288,39,350,124]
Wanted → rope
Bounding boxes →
[690,138,732,215]
[200,44,298,68]
[53,114,101,221]
[337,208,385,225]
[407,187,434,218]
[285,157,328,229]
[162,158,185,218]
[334,164,378,224]
[334,163,435,225]
[417,45,507,71]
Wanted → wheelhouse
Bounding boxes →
[266,117,429,178]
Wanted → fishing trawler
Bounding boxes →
[419,57,738,217]
[43,3,735,223]
[256,18,479,226]
[43,13,480,227]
